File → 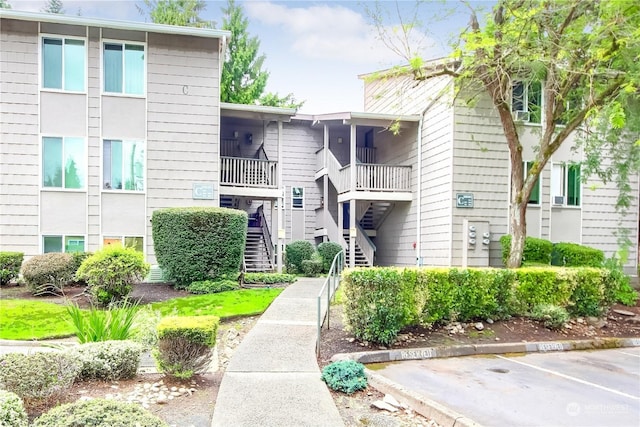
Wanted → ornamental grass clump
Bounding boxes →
[321,360,368,394]
[66,299,139,343]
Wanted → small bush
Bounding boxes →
[0,390,28,427]
[186,279,239,294]
[76,246,149,306]
[301,258,323,277]
[130,306,162,348]
[21,253,76,295]
[601,257,638,306]
[0,352,80,406]
[243,273,296,284]
[317,242,342,273]
[530,304,569,329]
[500,235,553,265]
[70,251,92,284]
[285,240,315,274]
[321,360,368,394]
[551,243,604,267]
[154,315,219,379]
[0,252,23,286]
[152,207,247,287]
[33,399,167,427]
[66,300,139,343]
[69,340,142,381]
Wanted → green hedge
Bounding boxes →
[285,240,315,274]
[152,207,247,287]
[551,242,604,267]
[500,235,553,265]
[0,252,23,286]
[342,266,620,345]
[317,242,342,273]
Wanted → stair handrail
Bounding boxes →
[316,250,345,356]
[325,150,346,192]
[355,222,376,266]
[256,205,274,269]
[255,143,269,160]
[325,209,347,248]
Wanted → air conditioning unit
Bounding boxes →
[513,110,530,122]
[553,195,565,205]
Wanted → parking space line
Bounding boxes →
[616,350,640,358]
[496,355,640,401]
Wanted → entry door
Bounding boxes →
[291,187,305,241]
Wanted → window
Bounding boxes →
[42,137,85,189]
[103,140,145,191]
[103,236,144,252]
[103,43,145,95]
[551,163,581,206]
[292,187,304,209]
[512,81,542,124]
[43,235,85,253]
[523,161,540,205]
[42,37,85,91]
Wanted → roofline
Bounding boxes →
[221,102,297,117]
[0,9,230,39]
[310,111,420,123]
[358,57,457,80]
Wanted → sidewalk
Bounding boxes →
[211,277,344,427]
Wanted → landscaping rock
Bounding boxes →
[613,309,635,317]
[382,394,402,408]
[474,322,485,331]
[371,400,399,412]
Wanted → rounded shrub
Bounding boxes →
[76,245,150,306]
[152,207,247,287]
[301,259,323,277]
[500,235,553,265]
[285,240,315,274]
[21,252,76,295]
[33,399,167,427]
[530,304,569,329]
[0,351,80,405]
[70,340,143,381]
[0,251,24,286]
[186,279,240,294]
[317,242,342,273]
[551,242,604,267]
[321,360,368,394]
[0,390,28,427]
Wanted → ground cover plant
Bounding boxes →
[0,299,73,340]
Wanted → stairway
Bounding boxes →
[244,227,274,272]
[359,201,394,230]
[343,232,372,267]
[220,195,239,209]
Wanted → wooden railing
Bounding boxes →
[221,138,239,157]
[355,222,375,266]
[257,205,274,267]
[351,163,411,191]
[220,157,278,188]
[356,146,376,163]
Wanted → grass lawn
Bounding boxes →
[1,288,283,340]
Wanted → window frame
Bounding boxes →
[102,139,146,193]
[511,80,543,125]
[522,161,541,206]
[102,40,146,97]
[40,34,87,93]
[102,236,145,253]
[41,135,86,191]
[291,187,304,209]
[42,235,86,253]
[551,163,581,207]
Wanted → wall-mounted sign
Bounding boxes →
[192,183,214,200]
[456,193,474,208]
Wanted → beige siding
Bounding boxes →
[452,93,510,267]
[101,193,146,236]
[102,96,146,139]
[87,27,101,250]
[40,92,87,135]
[145,33,221,264]
[0,19,40,256]
[41,192,86,233]
[364,74,450,115]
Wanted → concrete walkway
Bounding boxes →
[211,277,344,427]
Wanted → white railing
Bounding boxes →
[355,222,375,266]
[221,138,239,157]
[356,146,376,163]
[220,157,278,188]
[325,210,347,248]
[354,164,411,191]
[315,149,324,173]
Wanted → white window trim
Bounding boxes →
[41,234,87,253]
[291,186,304,209]
[39,33,88,94]
[550,162,581,208]
[102,235,145,254]
[511,80,544,126]
[40,134,87,192]
[101,39,147,98]
[100,138,147,194]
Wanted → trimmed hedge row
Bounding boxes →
[342,266,622,346]
[152,207,247,287]
[501,235,605,267]
[0,252,23,286]
[500,235,553,265]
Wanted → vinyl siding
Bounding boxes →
[0,19,40,255]
[144,33,221,264]
[364,73,446,115]
[87,27,101,250]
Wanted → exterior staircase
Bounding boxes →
[358,201,394,231]
[343,231,373,267]
[244,227,274,272]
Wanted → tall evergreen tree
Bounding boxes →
[42,0,64,14]
[220,0,268,104]
[0,0,11,9]
[138,0,213,28]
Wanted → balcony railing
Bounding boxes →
[340,163,411,192]
[220,156,278,188]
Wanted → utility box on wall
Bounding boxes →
[462,219,491,268]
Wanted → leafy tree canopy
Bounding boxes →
[138,0,213,28]
[0,0,11,9]
[42,0,64,14]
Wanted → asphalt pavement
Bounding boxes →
[371,347,640,427]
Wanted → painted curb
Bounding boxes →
[332,337,640,427]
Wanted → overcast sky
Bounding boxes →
[8,0,492,113]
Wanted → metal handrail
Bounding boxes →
[316,250,345,356]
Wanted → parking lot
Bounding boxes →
[373,347,640,427]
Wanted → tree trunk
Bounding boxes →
[507,201,527,268]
